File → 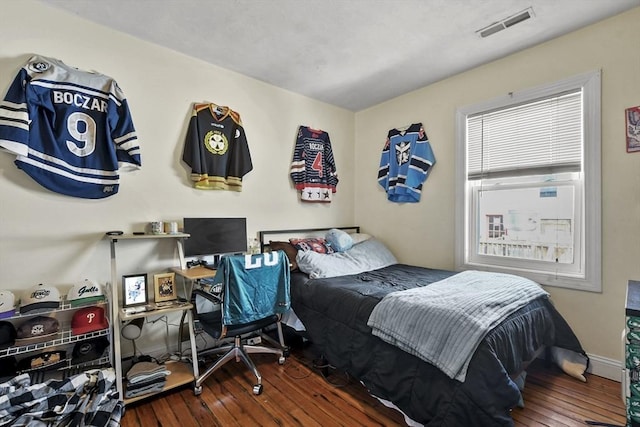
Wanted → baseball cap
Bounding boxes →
[15,316,59,345]
[67,280,105,307]
[0,291,16,319]
[71,337,110,364]
[0,356,17,379]
[20,284,60,314]
[0,321,16,349]
[71,306,109,335]
[17,350,67,372]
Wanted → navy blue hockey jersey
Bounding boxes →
[377,123,435,203]
[0,55,141,199]
[290,126,338,202]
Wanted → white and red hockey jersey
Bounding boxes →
[0,54,140,199]
[290,126,338,202]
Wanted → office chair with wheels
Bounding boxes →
[192,251,291,395]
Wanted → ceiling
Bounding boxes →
[39,0,639,111]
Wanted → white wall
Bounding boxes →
[355,7,640,376]
[0,1,354,354]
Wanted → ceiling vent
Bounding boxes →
[476,7,535,38]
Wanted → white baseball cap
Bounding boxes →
[68,280,105,307]
[0,291,16,319]
[20,284,61,314]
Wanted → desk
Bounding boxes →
[106,233,199,403]
[172,266,217,282]
[172,266,217,354]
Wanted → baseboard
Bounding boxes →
[587,352,622,382]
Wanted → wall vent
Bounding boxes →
[476,7,534,38]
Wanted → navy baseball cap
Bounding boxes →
[0,356,17,379]
[0,321,16,349]
[71,337,110,364]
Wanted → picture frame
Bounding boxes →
[122,273,148,308]
[626,105,640,153]
[153,272,177,303]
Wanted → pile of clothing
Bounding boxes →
[0,368,122,426]
[124,361,171,399]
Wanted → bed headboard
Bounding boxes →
[258,226,360,253]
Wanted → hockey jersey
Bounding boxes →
[182,103,253,191]
[377,123,435,203]
[0,54,140,199]
[290,126,338,202]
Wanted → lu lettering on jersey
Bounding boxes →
[290,126,339,202]
[0,55,141,199]
[182,103,253,191]
[377,123,435,203]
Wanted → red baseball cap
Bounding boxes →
[71,306,109,335]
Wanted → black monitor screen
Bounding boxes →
[183,217,247,258]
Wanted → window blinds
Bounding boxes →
[467,90,582,180]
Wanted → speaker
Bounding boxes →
[121,317,144,340]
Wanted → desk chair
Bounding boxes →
[192,251,291,395]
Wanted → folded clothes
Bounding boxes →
[124,380,166,399]
[126,376,167,391]
[126,361,171,384]
[127,370,171,385]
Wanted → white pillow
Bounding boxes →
[349,233,372,245]
[296,238,397,279]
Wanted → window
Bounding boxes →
[487,215,505,239]
[455,71,601,292]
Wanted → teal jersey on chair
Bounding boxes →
[213,251,291,326]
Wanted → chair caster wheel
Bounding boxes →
[278,356,286,365]
[194,385,202,396]
[253,384,263,395]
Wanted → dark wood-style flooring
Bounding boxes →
[120,342,626,426]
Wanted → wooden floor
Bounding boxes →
[120,344,627,427]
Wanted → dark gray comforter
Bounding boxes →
[290,264,586,426]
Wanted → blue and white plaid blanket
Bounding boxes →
[0,368,123,426]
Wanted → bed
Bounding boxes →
[259,227,589,427]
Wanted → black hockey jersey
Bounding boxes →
[290,126,338,202]
[182,103,253,191]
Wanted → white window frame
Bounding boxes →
[454,70,601,292]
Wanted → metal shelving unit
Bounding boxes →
[0,299,113,381]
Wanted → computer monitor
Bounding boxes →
[183,217,248,266]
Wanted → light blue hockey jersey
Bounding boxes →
[377,123,435,203]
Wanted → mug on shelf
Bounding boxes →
[150,221,163,234]
[165,221,179,234]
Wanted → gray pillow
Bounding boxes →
[296,238,397,279]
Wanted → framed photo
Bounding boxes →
[154,272,177,303]
[122,273,148,308]
[626,105,640,153]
